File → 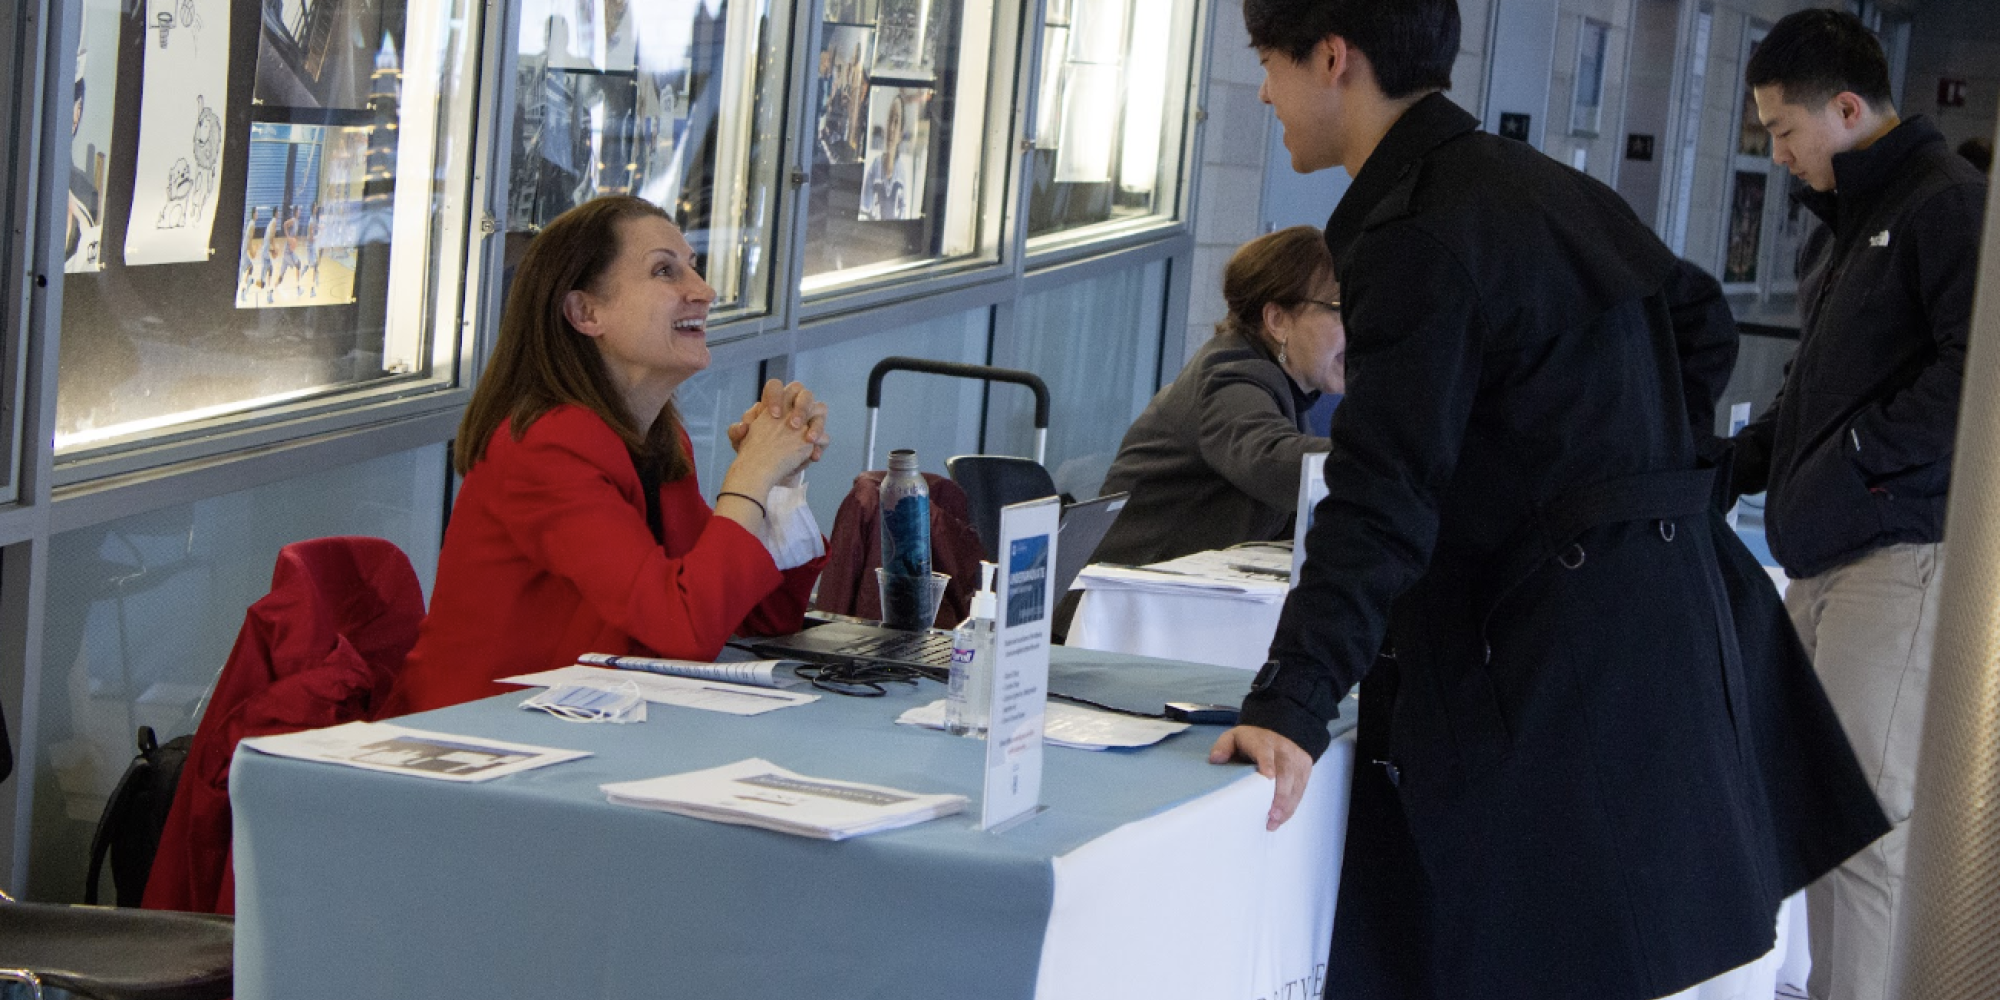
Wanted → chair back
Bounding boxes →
[815,472,983,628]
[946,455,1058,561]
[142,537,425,915]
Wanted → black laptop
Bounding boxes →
[742,493,1128,670]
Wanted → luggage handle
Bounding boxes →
[863,357,1050,469]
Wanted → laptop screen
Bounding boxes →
[1054,492,1127,596]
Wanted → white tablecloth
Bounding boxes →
[1067,588,1283,672]
[1040,738,1353,998]
[1061,557,1809,999]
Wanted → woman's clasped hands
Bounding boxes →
[716,380,831,526]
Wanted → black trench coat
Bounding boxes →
[1238,95,1888,1000]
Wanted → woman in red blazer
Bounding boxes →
[384,196,831,714]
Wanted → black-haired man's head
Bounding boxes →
[1746,9,1899,192]
[1747,9,1894,114]
[1246,0,1459,175]
[1244,0,1459,100]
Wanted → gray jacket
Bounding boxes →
[1088,331,1327,567]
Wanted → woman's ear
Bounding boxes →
[1262,301,1292,343]
[562,289,600,338]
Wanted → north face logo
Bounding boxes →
[1870,230,1892,248]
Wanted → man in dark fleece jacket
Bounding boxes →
[1734,11,1988,1000]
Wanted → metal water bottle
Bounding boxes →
[879,449,933,629]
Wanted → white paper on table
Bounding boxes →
[1071,564,1285,602]
[1153,547,1295,587]
[498,665,818,716]
[602,758,967,841]
[241,722,589,783]
[897,699,1190,750]
[126,0,229,266]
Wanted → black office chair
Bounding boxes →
[946,454,1059,561]
[0,697,233,1000]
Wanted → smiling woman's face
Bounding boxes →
[574,214,717,392]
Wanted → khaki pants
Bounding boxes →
[1783,542,1942,1000]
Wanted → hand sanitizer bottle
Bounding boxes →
[945,562,998,737]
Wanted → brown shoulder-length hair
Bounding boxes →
[1215,225,1338,350]
[456,195,691,479]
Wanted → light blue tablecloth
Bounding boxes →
[231,647,1353,1000]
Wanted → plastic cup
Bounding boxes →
[876,567,950,628]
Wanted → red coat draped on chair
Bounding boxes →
[143,536,424,914]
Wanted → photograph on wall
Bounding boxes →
[254,0,410,111]
[125,0,231,266]
[825,0,878,22]
[816,25,875,164]
[64,0,124,273]
[1724,170,1766,284]
[233,123,365,308]
[857,87,930,222]
[873,0,935,82]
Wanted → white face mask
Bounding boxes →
[520,681,648,724]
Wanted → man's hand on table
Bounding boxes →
[1208,726,1313,831]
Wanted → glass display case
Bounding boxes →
[1026,0,1196,244]
[799,0,1010,294]
[53,0,484,461]
[503,0,790,318]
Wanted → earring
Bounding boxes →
[1277,344,1289,367]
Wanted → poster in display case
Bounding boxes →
[815,24,874,165]
[65,0,124,273]
[125,0,231,267]
[233,124,365,309]
[873,0,937,82]
[858,88,930,221]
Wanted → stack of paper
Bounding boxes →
[1072,546,1290,602]
[499,665,818,717]
[896,699,1190,750]
[603,759,967,840]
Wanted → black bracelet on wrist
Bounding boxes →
[717,490,768,519]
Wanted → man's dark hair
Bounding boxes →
[1244,0,1459,100]
[1745,9,1894,112]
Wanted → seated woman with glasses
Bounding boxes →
[384,195,831,714]
[1083,225,1345,572]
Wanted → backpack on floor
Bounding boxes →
[85,726,192,906]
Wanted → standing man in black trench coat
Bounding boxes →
[1205,2,1891,998]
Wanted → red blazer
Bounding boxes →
[144,536,425,914]
[382,405,825,715]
